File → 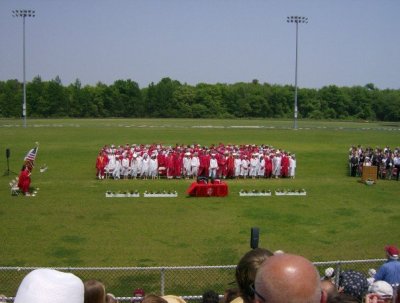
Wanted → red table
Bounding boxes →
[186,182,229,197]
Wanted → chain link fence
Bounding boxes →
[0,259,386,302]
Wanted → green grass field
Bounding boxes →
[1,118,399,268]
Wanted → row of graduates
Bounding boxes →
[95,143,297,180]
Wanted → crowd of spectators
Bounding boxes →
[348,145,400,180]
[96,143,296,180]
[5,245,400,303]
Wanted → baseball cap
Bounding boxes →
[385,245,399,259]
[368,281,393,297]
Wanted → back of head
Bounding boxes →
[235,248,273,303]
[142,294,168,303]
[202,290,220,303]
[338,270,368,301]
[84,279,106,303]
[161,295,187,303]
[14,268,84,303]
[254,253,322,303]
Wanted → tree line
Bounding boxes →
[0,76,399,121]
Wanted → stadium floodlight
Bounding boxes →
[12,9,36,128]
[287,16,308,130]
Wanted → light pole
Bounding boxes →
[12,9,35,128]
[287,16,308,130]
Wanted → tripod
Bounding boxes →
[3,148,17,176]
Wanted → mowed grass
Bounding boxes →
[0,118,399,267]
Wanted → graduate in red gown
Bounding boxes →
[157,151,167,177]
[96,151,108,179]
[200,150,211,178]
[226,152,235,179]
[18,165,31,195]
[217,151,227,178]
[265,154,273,178]
[281,153,290,178]
[166,152,175,179]
[173,150,183,178]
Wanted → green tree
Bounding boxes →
[194,83,226,118]
[172,84,196,118]
[27,76,46,117]
[144,78,181,117]
[66,79,84,117]
[46,76,67,117]
[0,80,21,117]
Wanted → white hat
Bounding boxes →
[14,268,84,303]
[368,280,393,297]
[324,267,335,278]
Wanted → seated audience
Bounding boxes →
[235,248,273,303]
[14,268,84,303]
[223,288,240,303]
[202,290,220,303]
[338,270,368,302]
[106,293,119,303]
[254,253,327,303]
[84,279,106,303]
[367,268,376,286]
[132,288,145,303]
[142,295,168,303]
[161,295,187,303]
[329,293,359,303]
[374,245,400,286]
[320,280,338,303]
[365,280,393,303]
[321,267,336,282]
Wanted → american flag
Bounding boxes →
[24,147,38,162]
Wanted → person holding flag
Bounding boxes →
[18,143,39,196]
[18,165,31,195]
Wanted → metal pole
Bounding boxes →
[294,21,299,129]
[287,16,308,130]
[23,15,26,128]
[12,9,35,128]
[160,267,165,295]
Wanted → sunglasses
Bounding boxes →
[250,283,266,303]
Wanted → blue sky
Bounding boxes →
[1,0,399,89]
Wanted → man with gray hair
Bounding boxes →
[254,253,327,303]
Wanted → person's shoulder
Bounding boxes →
[230,297,244,303]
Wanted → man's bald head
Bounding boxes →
[254,253,324,303]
